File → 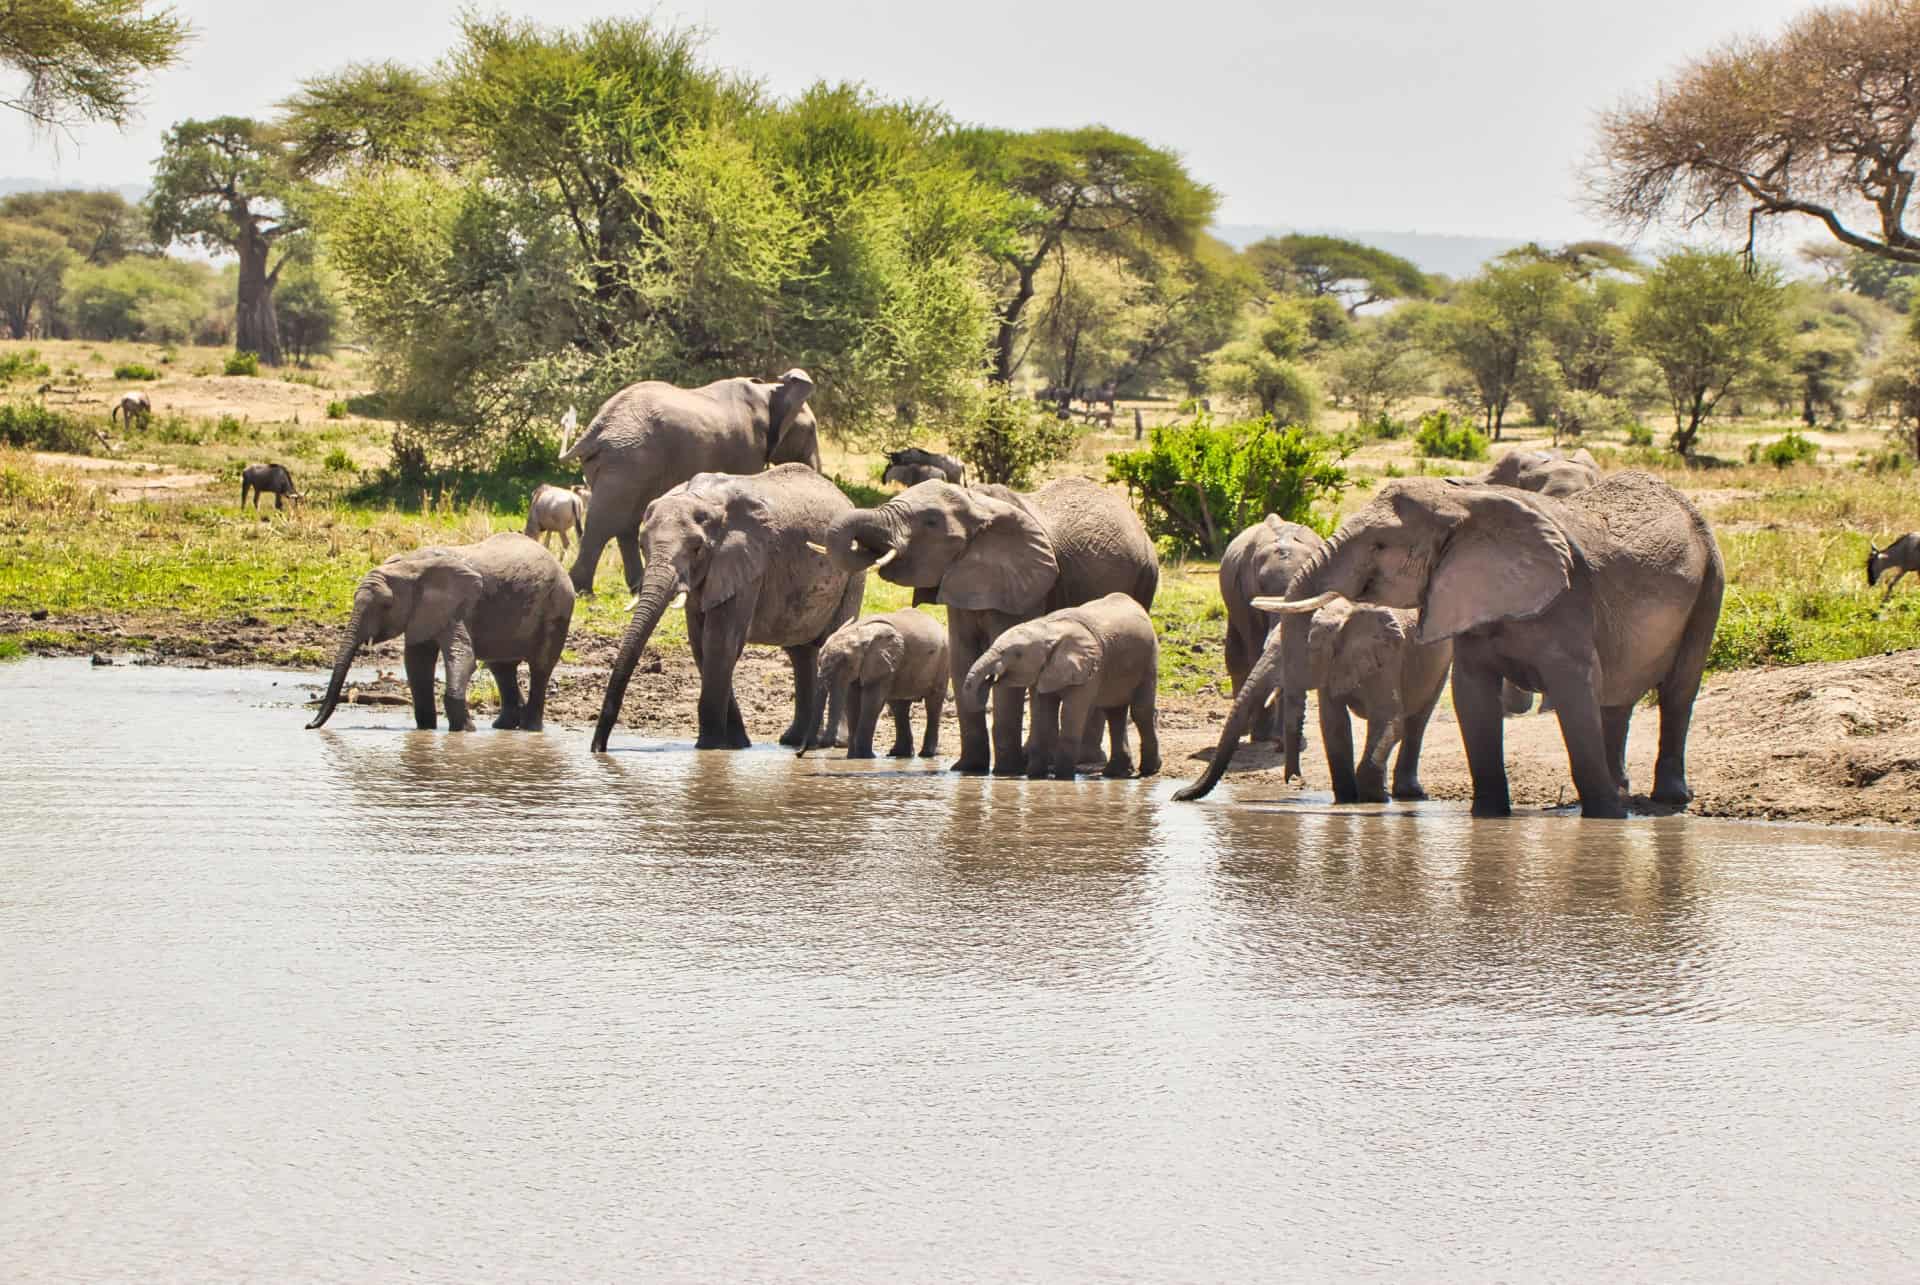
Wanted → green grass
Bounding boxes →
[113,363,161,381]
[223,351,260,377]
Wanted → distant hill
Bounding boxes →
[1212,224,1542,281]
[0,177,147,205]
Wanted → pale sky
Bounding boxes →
[4,0,1815,241]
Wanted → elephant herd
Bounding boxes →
[304,371,1724,821]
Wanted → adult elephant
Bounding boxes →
[1219,515,1325,766]
[1480,447,1599,498]
[561,369,820,595]
[826,477,1158,775]
[1256,473,1723,819]
[591,465,863,753]
[883,446,965,487]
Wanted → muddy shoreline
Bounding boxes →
[8,608,1919,828]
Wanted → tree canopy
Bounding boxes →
[1244,234,1430,314]
[1628,249,1787,454]
[1,0,188,130]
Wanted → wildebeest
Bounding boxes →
[241,462,302,510]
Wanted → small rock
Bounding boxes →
[90,653,113,667]
[29,608,47,621]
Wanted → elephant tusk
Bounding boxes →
[624,595,639,612]
[670,591,687,610]
[1252,591,1341,614]
[872,547,899,569]
[805,541,828,555]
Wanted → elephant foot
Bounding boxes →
[694,732,752,750]
[492,711,523,730]
[918,741,939,758]
[1101,756,1135,780]
[1137,755,1160,779]
[847,747,876,760]
[519,716,544,733]
[950,758,990,775]
[1026,763,1050,780]
[776,726,805,748]
[1392,781,1429,801]
[1651,776,1692,806]
[886,742,913,759]
[1579,797,1631,819]
[1470,797,1514,818]
[1355,787,1390,804]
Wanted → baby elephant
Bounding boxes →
[1176,594,1450,804]
[241,462,302,510]
[961,592,1160,780]
[802,609,949,758]
[526,483,590,553]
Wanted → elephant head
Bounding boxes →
[1253,477,1572,690]
[826,481,1059,614]
[959,615,1100,714]
[307,550,485,729]
[799,619,906,755]
[759,368,818,466]
[591,475,775,752]
[1482,448,1599,498]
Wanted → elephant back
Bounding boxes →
[1028,477,1159,613]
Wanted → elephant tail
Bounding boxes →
[1174,636,1285,802]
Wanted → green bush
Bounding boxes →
[148,414,203,445]
[1357,410,1407,440]
[113,363,161,381]
[223,351,260,377]
[1412,410,1488,461]
[833,475,889,508]
[323,448,354,472]
[1749,431,1820,468]
[947,386,1077,488]
[1624,421,1654,448]
[0,403,99,452]
[0,349,51,383]
[1858,446,1912,475]
[1106,412,1352,557]
[324,400,348,420]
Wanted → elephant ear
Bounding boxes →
[1334,606,1408,687]
[766,368,814,459]
[941,492,1059,614]
[402,550,485,642]
[1037,621,1103,693]
[856,622,907,686]
[701,486,775,610]
[1418,489,1573,644]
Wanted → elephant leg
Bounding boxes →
[522,657,553,733]
[441,625,477,732]
[690,608,750,750]
[1054,687,1100,780]
[1132,682,1161,778]
[1545,667,1626,819]
[1226,626,1260,744]
[1075,709,1108,771]
[1602,703,1634,797]
[919,688,943,758]
[1392,680,1443,802]
[1652,584,1717,805]
[404,640,440,730]
[991,679,1030,777]
[841,683,866,757]
[568,507,621,595]
[1451,661,1512,817]
[1280,687,1307,781]
[820,575,864,748]
[849,683,885,759]
[1026,691,1060,780]
[886,700,915,758]
[1320,696,1360,804]
[1353,710,1399,804]
[950,621,992,774]
[616,531,644,595]
[779,643,819,747]
[488,660,525,730]
[1101,706,1135,779]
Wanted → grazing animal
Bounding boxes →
[525,483,590,553]
[803,609,950,759]
[109,391,151,429]
[1868,534,1920,602]
[240,462,301,510]
[883,446,965,488]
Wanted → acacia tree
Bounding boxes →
[1244,234,1431,315]
[1,0,188,130]
[0,188,147,263]
[1592,1,1920,264]
[1629,250,1786,455]
[149,117,307,364]
[1434,259,1573,439]
[0,220,73,337]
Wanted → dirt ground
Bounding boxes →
[9,608,1918,828]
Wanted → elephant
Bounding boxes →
[883,447,965,488]
[826,477,1159,775]
[560,369,821,595]
[307,532,575,733]
[591,464,864,753]
[110,391,151,429]
[241,462,302,510]
[959,592,1160,780]
[1175,599,1451,804]
[1256,473,1724,819]
[1480,447,1600,498]
[801,609,949,759]
[525,483,590,553]
[1218,515,1326,767]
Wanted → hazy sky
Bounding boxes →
[4,0,1815,241]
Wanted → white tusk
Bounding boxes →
[872,547,899,569]
[624,595,639,612]
[670,591,687,610]
[805,541,828,555]
[1252,591,1340,615]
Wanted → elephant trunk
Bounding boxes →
[959,650,1004,716]
[307,597,371,729]
[827,507,904,576]
[591,563,681,753]
[1175,639,1289,802]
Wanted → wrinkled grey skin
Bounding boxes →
[1175,599,1451,804]
[801,609,949,759]
[960,592,1160,780]
[241,462,301,510]
[883,447,965,488]
[1867,533,1920,602]
[827,477,1159,775]
[1264,473,1723,819]
[561,369,821,595]
[308,532,575,733]
[1480,448,1600,499]
[525,483,590,553]
[592,464,863,753]
[110,391,151,428]
[1219,515,1326,766]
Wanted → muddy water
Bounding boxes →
[4,658,1920,1281]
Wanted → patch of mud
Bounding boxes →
[29,451,217,503]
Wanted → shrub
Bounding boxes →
[1553,389,1629,438]
[113,363,161,381]
[1106,412,1352,557]
[323,448,354,472]
[1858,446,1912,475]
[947,386,1077,488]
[324,400,348,420]
[0,349,51,383]
[223,351,260,377]
[1749,431,1820,468]
[833,475,888,508]
[1412,410,1488,461]
[0,403,100,452]
[1356,410,1407,440]
[1624,421,1654,447]
[149,415,203,445]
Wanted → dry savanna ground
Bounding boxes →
[6,339,1920,826]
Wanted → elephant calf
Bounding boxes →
[960,592,1160,780]
[1175,597,1450,805]
[526,483,590,553]
[803,609,949,759]
[308,532,575,733]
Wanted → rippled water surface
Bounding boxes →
[5,658,1920,1281]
